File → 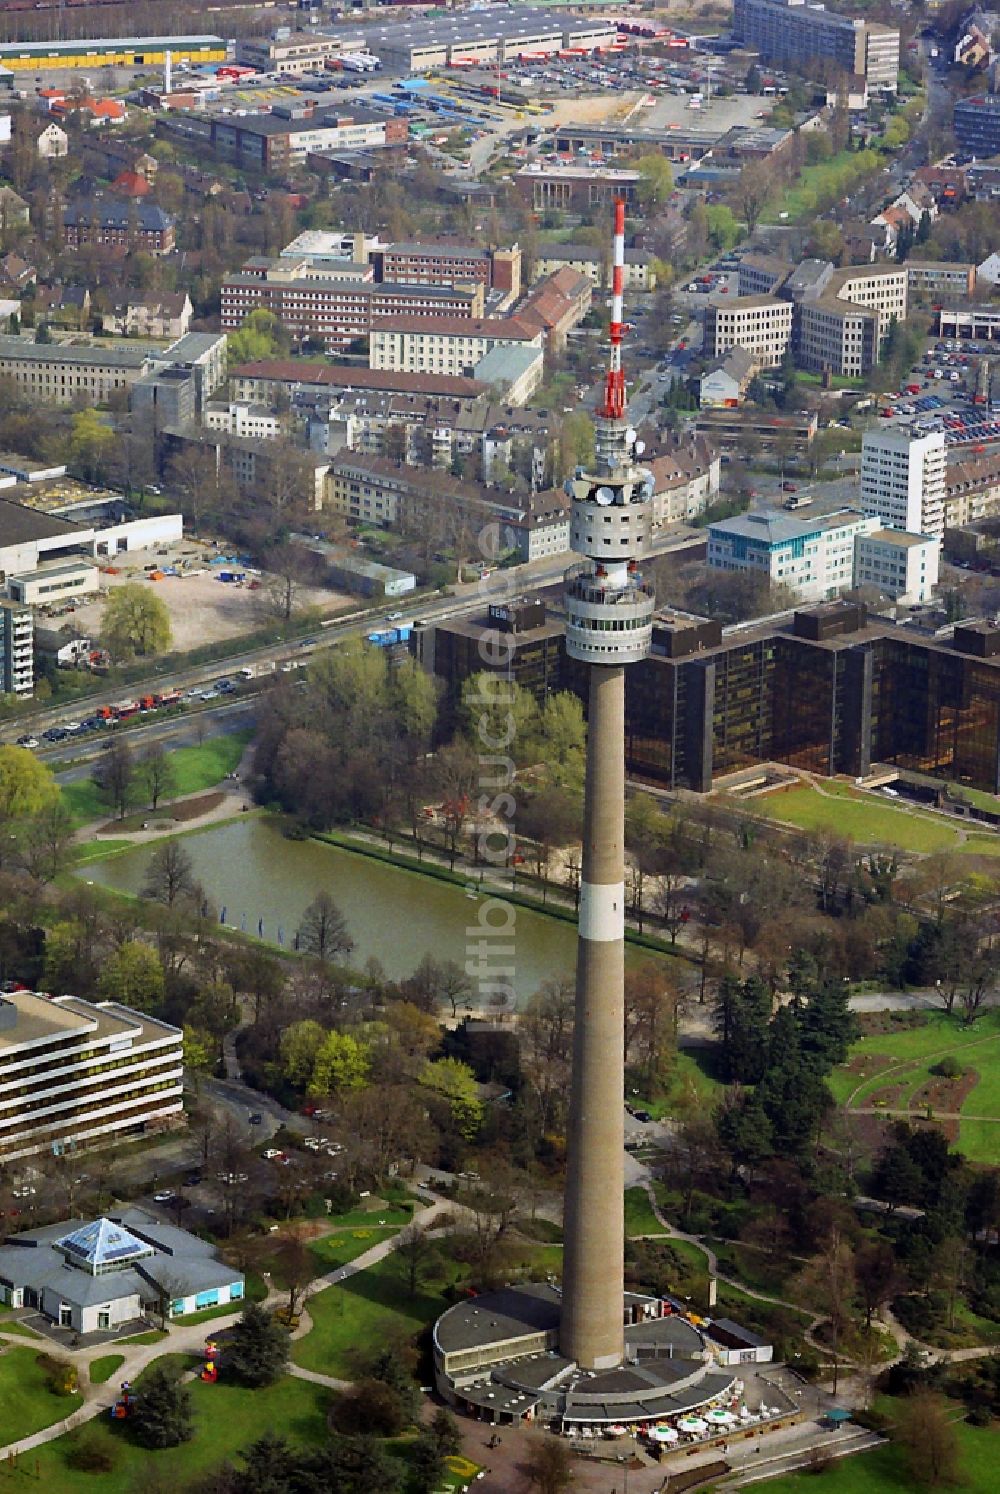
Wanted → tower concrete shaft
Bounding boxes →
[559,662,627,1369]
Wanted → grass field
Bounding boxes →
[62,732,251,828]
[760,1416,999,1493]
[306,1226,399,1274]
[744,781,967,854]
[0,1319,41,1339]
[89,1354,125,1385]
[762,146,885,223]
[292,1253,457,1378]
[7,1372,333,1489]
[117,1329,167,1346]
[0,1344,84,1443]
[631,1049,725,1121]
[625,1187,668,1238]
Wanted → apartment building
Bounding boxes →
[855,529,939,605]
[861,429,946,540]
[532,243,656,293]
[62,200,175,256]
[101,292,193,339]
[647,441,722,526]
[732,0,899,92]
[705,296,793,368]
[0,598,32,697]
[0,337,150,404]
[943,447,1000,527]
[0,989,183,1163]
[221,265,484,352]
[370,317,543,378]
[708,508,883,603]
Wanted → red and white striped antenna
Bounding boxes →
[601,196,628,422]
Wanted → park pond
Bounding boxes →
[79,814,580,1006]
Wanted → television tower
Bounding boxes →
[560,199,655,1370]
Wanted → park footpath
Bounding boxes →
[0,1191,458,1461]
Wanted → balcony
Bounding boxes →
[565,564,654,611]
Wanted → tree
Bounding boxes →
[226,1303,290,1387]
[331,1378,409,1437]
[16,797,74,883]
[137,742,175,811]
[396,1222,433,1297]
[734,159,772,235]
[558,410,595,479]
[636,153,673,206]
[92,737,135,821]
[523,1435,574,1494]
[745,63,763,93]
[429,1407,461,1458]
[67,407,114,484]
[280,1019,326,1089]
[97,940,165,1012]
[296,890,354,962]
[131,1364,193,1449]
[894,1391,962,1488]
[407,1433,445,1494]
[0,745,57,825]
[854,1238,900,1330]
[419,1056,482,1139]
[140,841,197,907]
[101,582,172,659]
[309,1029,371,1096]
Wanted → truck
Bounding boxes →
[783,494,814,511]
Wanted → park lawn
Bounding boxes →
[307,1226,399,1273]
[953,785,1000,815]
[0,1344,84,1443]
[61,732,251,828]
[326,1204,414,1229]
[625,1187,668,1238]
[956,835,1000,858]
[761,1416,1000,1493]
[117,1329,167,1346]
[292,1252,459,1378]
[89,1354,125,1385]
[631,1049,725,1121]
[18,1372,333,1492]
[72,838,132,866]
[747,781,959,854]
[0,1319,41,1339]
[956,1119,1000,1165]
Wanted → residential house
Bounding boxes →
[111,171,151,199]
[34,122,68,159]
[0,253,36,293]
[32,285,92,331]
[100,292,193,339]
[0,186,28,230]
[699,347,757,409]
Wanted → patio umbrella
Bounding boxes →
[648,1425,679,1443]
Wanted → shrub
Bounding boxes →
[66,1430,116,1473]
[932,1056,963,1079]
[37,1353,78,1396]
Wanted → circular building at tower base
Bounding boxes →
[432,1284,741,1433]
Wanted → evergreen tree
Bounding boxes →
[226,1303,290,1387]
[368,1346,420,1422]
[408,1433,446,1493]
[797,979,859,1070]
[130,1364,193,1449]
[715,1089,774,1179]
[713,975,770,1084]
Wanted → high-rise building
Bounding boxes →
[861,428,946,539]
[733,0,899,92]
[0,598,33,697]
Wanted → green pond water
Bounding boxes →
[80,815,580,1005]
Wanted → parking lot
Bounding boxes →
[877,339,1000,449]
[70,542,350,653]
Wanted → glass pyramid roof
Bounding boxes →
[57,1217,153,1271]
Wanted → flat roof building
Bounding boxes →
[732,0,899,92]
[0,990,183,1163]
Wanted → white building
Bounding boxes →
[0,597,32,696]
[204,402,286,441]
[35,122,68,158]
[855,528,940,604]
[0,989,183,1163]
[861,428,946,539]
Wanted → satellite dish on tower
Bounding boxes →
[595,487,615,506]
[571,478,592,501]
[625,426,637,446]
[635,440,646,456]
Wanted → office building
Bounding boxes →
[514,165,642,213]
[705,297,793,369]
[413,598,564,717]
[732,0,899,92]
[0,1211,243,1332]
[0,989,183,1163]
[372,242,521,299]
[231,359,487,405]
[533,243,656,293]
[209,106,408,172]
[954,95,1000,157]
[854,529,939,605]
[905,262,977,300]
[221,264,484,352]
[693,409,818,449]
[0,598,32,697]
[708,508,881,603]
[861,428,946,539]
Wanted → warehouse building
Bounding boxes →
[355,9,618,72]
[0,35,226,72]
